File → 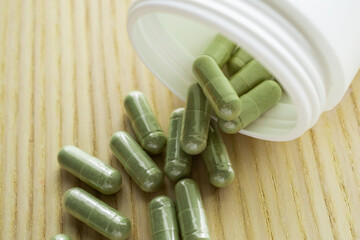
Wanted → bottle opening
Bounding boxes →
[128,1,324,141]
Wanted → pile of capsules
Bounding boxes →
[51,34,282,240]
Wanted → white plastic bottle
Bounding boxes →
[127,0,360,141]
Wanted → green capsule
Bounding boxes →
[148,196,180,240]
[230,59,272,96]
[124,91,167,155]
[175,179,210,240]
[110,131,163,192]
[180,84,211,155]
[219,80,282,133]
[63,188,131,240]
[227,48,253,76]
[201,120,235,188]
[50,234,72,240]
[193,55,242,121]
[165,108,192,181]
[58,146,122,195]
[202,34,236,68]
[217,117,243,134]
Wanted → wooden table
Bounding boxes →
[1,1,360,239]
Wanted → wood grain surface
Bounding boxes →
[1,1,360,239]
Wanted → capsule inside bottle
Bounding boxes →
[227,48,254,76]
[230,59,272,96]
[193,55,242,121]
[202,33,236,68]
[219,80,282,133]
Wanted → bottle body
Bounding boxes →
[127,0,360,141]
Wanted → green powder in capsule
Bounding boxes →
[175,179,210,240]
[148,195,180,240]
[63,188,131,240]
[58,145,122,195]
[219,80,282,134]
[50,234,72,240]
[124,91,167,155]
[202,33,236,68]
[165,108,192,182]
[230,59,273,96]
[201,120,235,188]
[180,83,211,155]
[193,55,242,121]
[227,48,253,76]
[110,131,163,192]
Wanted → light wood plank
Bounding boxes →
[44,0,62,237]
[31,0,46,238]
[1,0,20,238]
[16,0,34,239]
[0,0,8,231]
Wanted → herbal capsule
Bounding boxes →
[124,91,167,154]
[227,48,253,76]
[110,131,163,192]
[50,234,72,240]
[58,145,122,195]
[63,188,131,240]
[165,108,192,181]
[148,196,180,240]
[230,59,272,96]
[193,55,242,121]
[202,34,236,68]
[219,80,282,133]
[180,84,211,155]
[201,120,235,188]
[175,179,210,240]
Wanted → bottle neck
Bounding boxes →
[128,0,328,141]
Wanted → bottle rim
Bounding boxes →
[127,0,327,141]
